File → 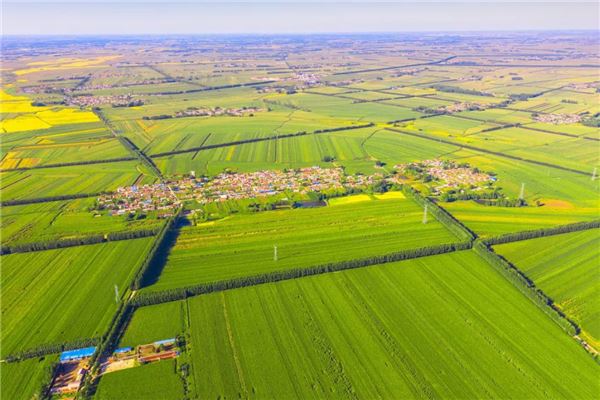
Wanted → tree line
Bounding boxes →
[0,228,160,255]
[482,220,600,246]
[473,242,579,337]
[0,157,136,172]
[131,241,472,307]
[4,337,100,363]
[1,192,105,207]
[401,185,477,241]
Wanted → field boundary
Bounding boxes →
[0,192,105,207]
[473,242,597,360]
[482,220,600,246]
[0,228,160,255]
[0,156,137,172]
[131,241,473,307]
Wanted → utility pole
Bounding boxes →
[114,285,119,304]
[592,167,597,181]
[519,182,525,201]
[422,204,428,224]
[274,245,278,262]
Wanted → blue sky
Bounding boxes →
[3,1,599,35]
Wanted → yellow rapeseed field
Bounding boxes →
[14,55,121,75]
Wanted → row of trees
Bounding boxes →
[473,242,579,336]
[0,228,160,255]
[482,220,600,246]
[401,185,477,241]
[0,192,103,207]
[131,241,472,307]
[5,337,100,363]
[1,156,136,172]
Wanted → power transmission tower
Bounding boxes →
[519,183,525,200]
[114,285,119,304]
[274,245,278,262]
[422,204,428,224]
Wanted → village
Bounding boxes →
[392,159,495,194]
[534,112,582,124]
[95,162,495,216]
[96,166,385,215]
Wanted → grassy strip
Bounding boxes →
[473,242,579,337]
[0,228,160,255]
[131,241,473,307]
[149,123,375,158]
[386,127,593,176]
[482,220,600,246]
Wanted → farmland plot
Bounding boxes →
[144,194,460,291]
[95,359,184,400]
[0,356,57,400]
[0,161,154,201]
[183,250,598,399]
[1,238,154,356]
[1,198,162,246]
[494,229,600,348]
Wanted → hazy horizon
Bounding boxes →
[3,1,599,35]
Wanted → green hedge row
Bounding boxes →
[483,220,600,246]
[4,337,100,363]
[473,242,579,336]
[401,185,477,241]
[131,241,472,307]
[0,228,159,255]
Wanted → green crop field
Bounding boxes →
[0,161,155,201]
[1,198,162,245]
[3,32,600,400]
[494,229,600,348]
[123,250,598,399]
[1,238,153,356]
[0,356,57,400]
[120,301,185,347]
[95,359,185,400]
[143,193,460,291]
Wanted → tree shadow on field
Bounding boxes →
[139,217,190,288]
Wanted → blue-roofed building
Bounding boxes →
[154,338,176,346]
[59,347,96,362]
[114,347,133,354]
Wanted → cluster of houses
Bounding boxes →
[393,159,494,192]
[96,183,180,216]
[174,106,263,118]
[67,94,144,107]
[97,167,385,214]
[534,113,582,124]
[172,167,383,203]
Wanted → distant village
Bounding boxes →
[142,106,264,120]
[534,113,582,125]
